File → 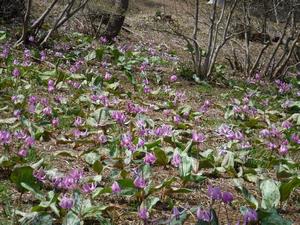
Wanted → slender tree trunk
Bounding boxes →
[104,0,129,40]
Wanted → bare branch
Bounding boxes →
[15,0,32,46]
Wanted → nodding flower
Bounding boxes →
[111,181,121,193]
[138,207,149,221]
[0,130,11,145]
[143,152,156,165]
[59,194,74,209]
[192,131,206,143]
[134,176,147,189]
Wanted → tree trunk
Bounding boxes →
[104,0,129,40]
[0,0,25,22]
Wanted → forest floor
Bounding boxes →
[0,1,300,225]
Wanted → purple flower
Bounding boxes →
[12,68,20,78]
[134,176,147,189]
[172,207,180,220]
[138,207,149,221]
[126,101,147,114]
[170,75,177,82]
[173,91,186,105]
[42,106,52,116]
[25,136,35,147]
[28,36,34,42]
[243,208,257,225]
[275,80,292,94]
[74,117,84,127]
[28,95,38,105]
[140,61,149,72]
[72,81,81,89]
[69,169,84,180]
[0,130,11,145]
[163,109,172,117]
[144,85,151,93]
[259,129,270,138]
[111,111,127,124]
[282,120,292,129]
[222,191,233,204]
[112,181,121,193]
[104,72,112,80]
[1,45,10,58]
[40,50,46,61]
[55,177,77,190]
[40,98,49,107]
[48,80,55,92]
[73,129,88,139]
[241,141,252,149]
[267,142,277,150]
[82,183,96,193]
[137,138,145,148]
[11,95,19,104]
[69,60,84,73]
[59,195,74,209]
[100,36,108,44]
[279,141,288,155]
[173,115,181,124]
[291,134,300,144]
[208,186,222,200]
[196,208,212,222]
[97,134,107,144]
[33,169,46,181]
[143,78,149,85]
[144,152,156,165]
[192,131,206,143]
[14,130,27,140]
[217,124,231,136]
[199,100,212,113]
[121,132,134,150]
[171,153,181,167]
[18,148,28,157]
[23,49,31,60]
[52,118,60,127]
[155,124,173,137]
[13,109,21,118]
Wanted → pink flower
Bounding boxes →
[171,153,181,167]
[138,207,149,221]
[104,72,112,80]
[59,195,74,209]
[282,120,292,129]
[291,134,300,144]
[52,118,60,127]
[82,183,96,193]
[192,131,206,143]
[144,152,156,165]
[13,110,21,118]
[112,181,121,193]
[155,124,173,137]
[111,111,127,124]
[170,75,177,82]
[100,36,108,44]
[134,176,147,189]
[48,80,55,92]
[42,107,52,116]
[74,117,84,127]
[173,115,181,124]
[25,136,35,147]
[97,134,107,144]
[18,148,28,157]
[279,140,288,155]
[144,86,151,93]
[12,68,20,78]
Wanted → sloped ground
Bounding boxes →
[0,1,300,225]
